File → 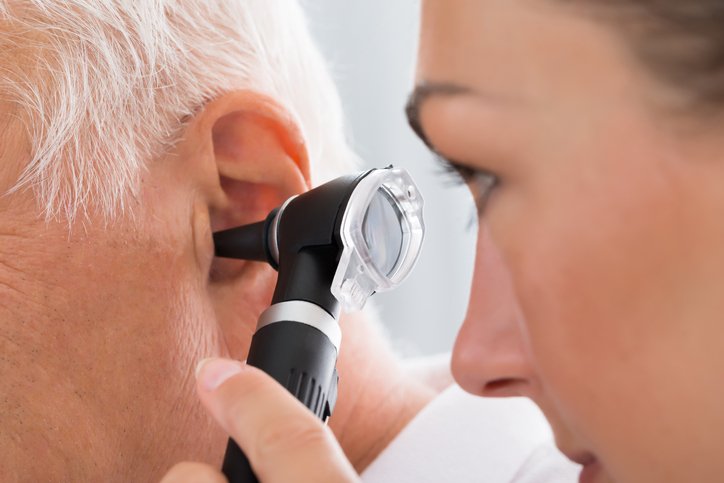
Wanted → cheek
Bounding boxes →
[94,180,227,464]
[510,170,672,371]
[83,232,223,402]
[53,221,227,473]
[116,235,228,466]
[489,130,693,472]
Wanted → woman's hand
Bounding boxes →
[160,358,359,483]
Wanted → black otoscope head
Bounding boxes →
[213,166,425,319]
[213,173,364,318]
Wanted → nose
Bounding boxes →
[452,224,535,398]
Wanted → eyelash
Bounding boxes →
[434,154,499,218]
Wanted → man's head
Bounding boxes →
[0,1,355,480]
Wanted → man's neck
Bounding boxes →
[330,311,436,472]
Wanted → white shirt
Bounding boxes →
[361,384,580,482]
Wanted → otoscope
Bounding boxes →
[212,166,425,483]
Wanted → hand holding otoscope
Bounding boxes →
[212,166,425,483]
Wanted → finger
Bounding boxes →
[160,461,227,483]
[195,358,359,483]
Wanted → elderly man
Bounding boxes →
[1,1,574,482]
[0,1,438,480]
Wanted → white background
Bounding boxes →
[301,0,477,355]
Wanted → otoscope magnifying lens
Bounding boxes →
[332,167,425,311]
[362,188,404,276]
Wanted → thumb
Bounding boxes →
[195,358,359,483]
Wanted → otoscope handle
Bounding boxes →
[221,320,339,483]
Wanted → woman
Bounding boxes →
[165,1,724,482]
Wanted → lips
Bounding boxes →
[544,412,604,482]
[578,459,602,483]
[561,452,601,483]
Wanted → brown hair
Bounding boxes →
[574,1,724,108]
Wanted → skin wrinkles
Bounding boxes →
[0,256,28,300]
[1,79,436,480]
[0,234,103,479]
[0,227,69,317]
[0,162,222,479]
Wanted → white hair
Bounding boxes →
[0,0,355,221]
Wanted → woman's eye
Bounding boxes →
[434,154,499,218]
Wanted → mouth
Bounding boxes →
[564,452,602,483]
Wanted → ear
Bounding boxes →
[189,91,311,227]
[178,90,312,359]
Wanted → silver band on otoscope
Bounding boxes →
[257,300,342,352]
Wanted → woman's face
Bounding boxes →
[414,1,724,482]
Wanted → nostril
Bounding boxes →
[483,378,526,397]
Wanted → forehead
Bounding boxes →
[416,0,639,105]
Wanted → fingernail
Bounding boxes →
[195,358,244,391]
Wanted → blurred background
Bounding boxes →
[301,0,477,356]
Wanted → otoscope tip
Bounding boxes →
[213,221,269,262]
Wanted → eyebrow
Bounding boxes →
[405,82,474,148]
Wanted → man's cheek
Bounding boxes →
[170,281,227,360]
